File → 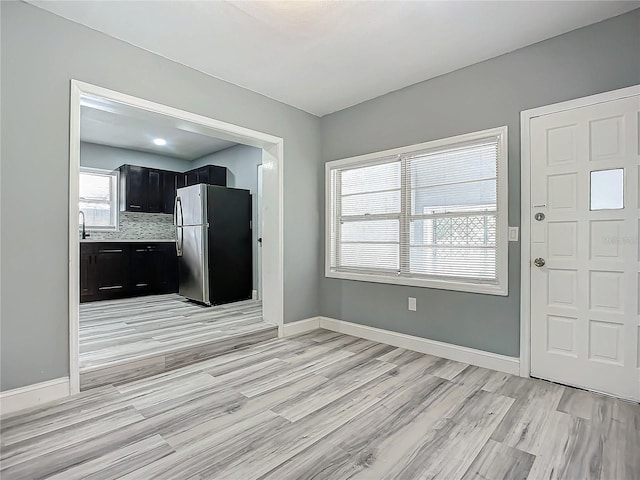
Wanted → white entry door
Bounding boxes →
[529,93,640,401]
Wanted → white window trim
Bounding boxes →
[325,126,509,296]
[79,166,120,231]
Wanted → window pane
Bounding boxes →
[409,247,496,279]
[590,168,624,210]
[410,216,496,247]
[340,243,399,270]
[341,219,399,243]
[341,161,400,196]
[79,170,116,228]
[80,201,113,227]
[410,143,497,189]
[80,172,111,201]
[341,190,401,216]
[411,179,496,214]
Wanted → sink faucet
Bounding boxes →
[79,211,90,240]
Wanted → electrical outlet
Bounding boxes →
[408,297,417,311]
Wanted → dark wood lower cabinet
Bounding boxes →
[131,243,178,296]
[80,246,96,303]
[80,242,178,303]
[94,244,129,300]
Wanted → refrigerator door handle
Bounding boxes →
[175,196,184,257]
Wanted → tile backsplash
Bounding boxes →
[88,212,176,241]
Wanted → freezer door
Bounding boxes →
[178,224,210,305]
[177,184,206,226]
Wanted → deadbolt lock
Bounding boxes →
[533,258,546,267]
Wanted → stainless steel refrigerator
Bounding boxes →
[174,184,252,306]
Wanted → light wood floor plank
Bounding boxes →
[2,328,638,480]
[461,439,535,480]
[78,294,276,389]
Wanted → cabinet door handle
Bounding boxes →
[99,249,123,253]
[136,283,148,287]
[98,285,123,290]
[130,205,141,209]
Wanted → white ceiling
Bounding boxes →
[80,97,237,160]
[31,1,639,116]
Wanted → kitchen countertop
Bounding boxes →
[80,239,175,243]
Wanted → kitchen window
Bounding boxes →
[326,126,508,296]
[79,167,119,230]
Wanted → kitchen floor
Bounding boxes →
[79,294,276,389]
[2,330,638,479]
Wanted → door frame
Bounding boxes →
[69,80,285,394]
[519,84,640,378]
[257,164,263,300]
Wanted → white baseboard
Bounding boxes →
[282,317,321,337]
[318,317,520,376]
[0,377,70,416]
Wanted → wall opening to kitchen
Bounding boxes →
[69,81,284,393]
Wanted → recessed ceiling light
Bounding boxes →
[153,138,167,146]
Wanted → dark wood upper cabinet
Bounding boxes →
[147,169,163,213]
[119,164,227,214]
[119,164,163,213]
[163,171,178,214]
[190,165,226,187]
[176,172,187,189]
[119,165,146,212]
[186,169,199,187]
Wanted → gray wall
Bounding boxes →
[320,10,640,357]
[193,145,263,291]
[0,1,321,390]
[80,142,193,172]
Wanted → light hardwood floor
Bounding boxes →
[79,294,276,389]
[2,330,638,479]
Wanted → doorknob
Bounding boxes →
[533,258,546,267]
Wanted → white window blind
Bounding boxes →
[79,168,118,229]
[327,126,508,296]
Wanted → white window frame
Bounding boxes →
[79,167,119,231]
[325,126,508,296]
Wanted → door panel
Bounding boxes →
[530,94,639,401]
[93,245,129,299]
[207,186,252,305]
[80,243,96,302]
[163,171,177,214]
[178,225,209,304]
[121,165,146,211]
[147,170,162,213]
[177,184,205,226]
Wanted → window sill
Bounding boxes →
[325,269,508,296]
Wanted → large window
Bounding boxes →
[79,168,118,230]
[326,126,508,295]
